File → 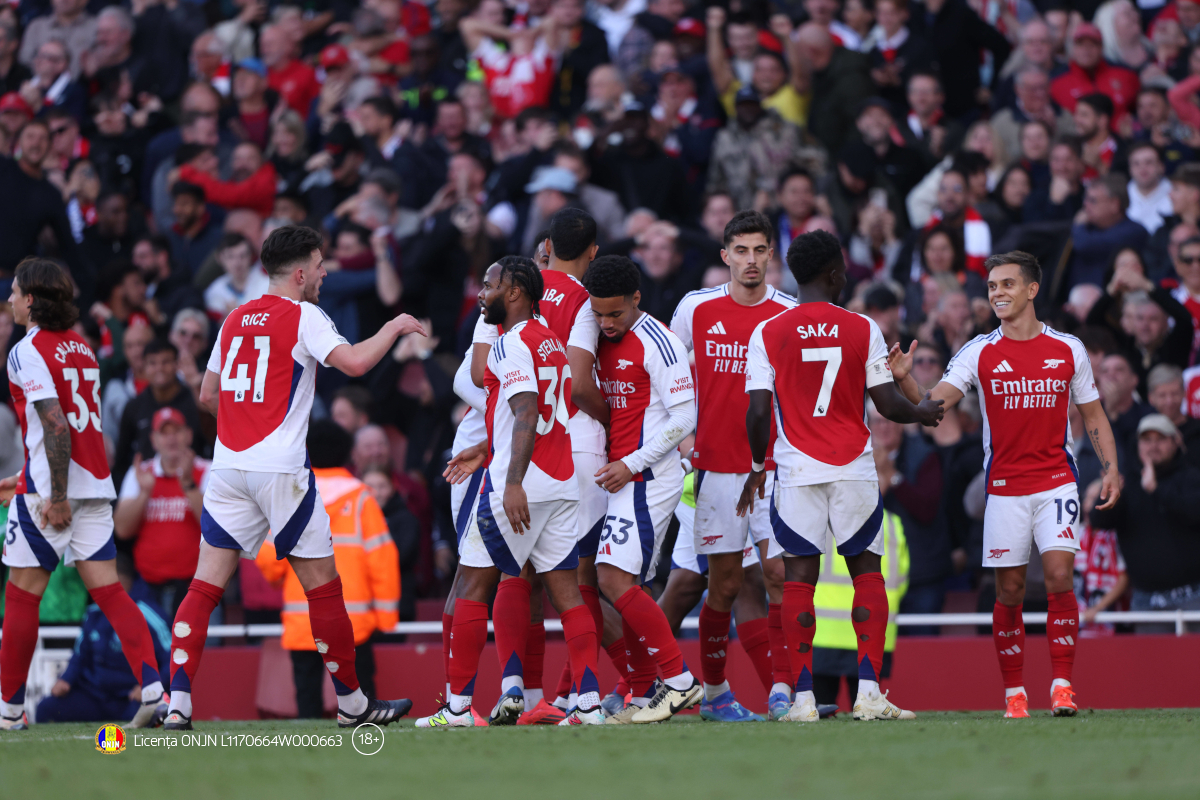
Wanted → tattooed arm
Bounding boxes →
[1078,399,1121,511]
[34,398,73,530]
[503,392,539,534]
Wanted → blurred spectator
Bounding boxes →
[924,168,991,278]
[397,35,461,126]
[795,21,872,154]
[993,19,1066,112]
[1075,478,1128,636]
[773,167,819,257]
[168,308,210,402]
[18,0,96,79]
[901,72,962,169]
[180,142,277,218]
[1070,174,1151,289]
[35,558,170,723]
[362,466,422,621]
[868,0,934,113]
[546,0,609,118]
[204,232,269,321]
[114,339,206,487]
[706,87,804,213]
[80,191,134,280]
[1050,22,1138,127]
[258,421,399,715]
[1097,351,1153,461]
[114,407,209,617]
[908,0,1010,120]
[166,180,224,278]
[0,23,29,97]
[857,96,926,200]
[135,234,200,323]
[1023,137,1084,222]
[591,103,689,222]
[1146,364,1200,468]
[461,5,557,120]
[862,283,904,347]
[331,385,374,435]
[647,67,719,196]
[1090,414,1200,634]
[1126,141,1173,235]
[20,39,87,121]
[1074,93,1118,179]
[553,142,626,244]
[631,221,698,321]
[261,23,320,116]
[92,259,150,382]
[100,320,153,443]
[708,7,805,127]
[1147,163,1200,277]
[617,0,685,80]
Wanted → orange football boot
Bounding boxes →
[1004,692,1030,719]
[517,699,567,725]
[1051,685,1078,717]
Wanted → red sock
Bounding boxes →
[992,601,1025,689]
[0,583,41,708]
[621,618,658,698]
[492,578,531,688]
[560,605,600,704]
[781,582,816,692]
[90,582,161,690]
[852,573,889,683]
[305,577,361,695]
[1046,591,1078,683]
[737,617,772,691]
[767,602,791,687]
[578,584,605,656]
[615,587,685,679]
[169,579,224,695]
[553,658,573,701]
[441,612,454,689]
[604,637,628,682]
[449,599,490,696]
[525,623,546,691]
[698,602,731,688]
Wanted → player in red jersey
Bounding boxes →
[584,255,702,724]
[890,251,1121,719]
[161,227,424,730]
[2,259,166,731]
[420,256,603,727]
[739,230,943,722]
[669,210,796,722]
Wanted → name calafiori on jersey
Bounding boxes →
[52,340,97,363]
[704,340,748,373]
[991,377,1069,409]
[601,378,635,407]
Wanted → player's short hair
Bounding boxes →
[723,210,774,248]
[582,255,641,299]
[496,255,543,316]
[143,338,178,360]
[260,225,323,278]
[1077,92,1114,121]
[14,258,77,331]
[548,207,597,261]
[984,251,1041,285]
[785,229,844,286]
[307,419,354,468]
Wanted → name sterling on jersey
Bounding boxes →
[990,376,1069,410]
[536,337,566,361]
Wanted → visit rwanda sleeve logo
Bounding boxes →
[95,723,127,754]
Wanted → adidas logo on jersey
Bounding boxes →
[1052,636,1075,646]
[993,360,1014,373]
[707,321,727,335]
[999,645,1022,656]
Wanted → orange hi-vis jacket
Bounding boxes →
[257,467,400,650]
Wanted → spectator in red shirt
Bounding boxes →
[178,141,278,218]
[261,22,319,117]
[1050,22,1138,129]
[114,407,211,616]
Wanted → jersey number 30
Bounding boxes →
[221,335,270,402]
[802,347,842,417]
[536,364,572,435]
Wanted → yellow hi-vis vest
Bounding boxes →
[812,511,909,653]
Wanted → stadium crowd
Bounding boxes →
[3,0,1200,707]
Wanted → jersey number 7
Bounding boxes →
[802,347,842,417]
[221,335,271,402]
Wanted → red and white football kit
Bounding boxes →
[671,283,795,557]
[745,303,893,559]
[460,318,580,576]
[201,294,348,559]
[594,313,695,583]
[117,455,211,584]
[473,270,607,557]
[940,325,1099,568]
[474,37,556,119]
[5,326,116,570]
[1184,364,1200,419]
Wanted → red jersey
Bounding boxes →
[205,295,349,472]
[1050,61,1138,128]
[268,59,320,116]
[1171,284,1200,363]
[746,303,893,486]
[474,37,556,119]
[670,284,795,472]
[595,313,694,480]
[7,326,114,498]
[117,455,211,583]
[1183,364,1200,418]
[941,325,1099,496]
[483,318,576,502]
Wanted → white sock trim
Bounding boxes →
[664,671,694,692]
[141,680,164,703]
[338,688,367,716]
[523,688,544,707]
[449,693,472,714]
[770,682,792,698]
[703,680,730,700]
[168,690,192,718]
[1005,686,1026,699]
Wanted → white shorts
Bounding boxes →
[575,452,607,558]
[983,483,1081,568]
[694,470,775,556]
[460,494,579,576]
[768,480,884,559]
[670,497,759,575]
[201,468,333,560]
[596,474,683,584]
[4,496,116,570]
[451,468,485,548]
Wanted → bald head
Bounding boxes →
[796,23,834,69]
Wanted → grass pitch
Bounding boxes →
[2,710,1197,800]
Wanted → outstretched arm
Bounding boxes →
[888,340,965,409]
[867,381,945,426]
[325,314,426,377]
[706,6,735,95]
[33,398,73,530]
[1078,399,1121,511]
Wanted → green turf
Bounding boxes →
[2,710,1198,800]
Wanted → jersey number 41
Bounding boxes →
[220,335,270,403]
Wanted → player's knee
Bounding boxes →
[997,575,1026,605]
[710,570,743,605]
